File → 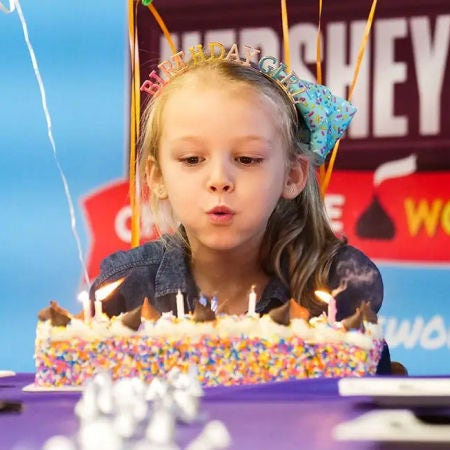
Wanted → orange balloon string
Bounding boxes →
[320,0,378,196]
[126,1,175,248]
[129,0,140,247]
[280,0,291,71]
[319,156,325,185]
[148,3,177,55]
[315,0,323,85]
[131,39,141,247]
[347,0,378,102]
[320,140,340,196]
[316,0,325,184]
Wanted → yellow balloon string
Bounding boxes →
[127,1,176,248]
[315,0,323,85]
[347,0,378,103]
[126,1,176,249]
[148,3,177,55]
[320,0,378,196]
[280,0,291,71]
[316,0,325,184]
[129,0,140,247]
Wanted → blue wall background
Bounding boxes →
[0,1,448,375]
[0,1,127,370]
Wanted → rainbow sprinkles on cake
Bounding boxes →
[34,289,384,388]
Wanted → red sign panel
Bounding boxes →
[327,171,450,263]
[82,180,159,280]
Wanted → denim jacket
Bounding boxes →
[90,235,391,373]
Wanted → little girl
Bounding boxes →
[91,44,391,373]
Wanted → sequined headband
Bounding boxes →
[140,42,357,165]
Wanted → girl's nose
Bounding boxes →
[207,161,234,193]
[209,181,233,193]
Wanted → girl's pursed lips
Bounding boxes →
[206,205,235,224]
[206,205,235,215]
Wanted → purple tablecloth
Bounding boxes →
[0,373,423,450]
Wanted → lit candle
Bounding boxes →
[77,290,91,323]
[176,289,185,319]
[247,285,257,316]
[93,278,125,319]
[314,290,337,324]
[94,295,102,318]
[328,295,337,325]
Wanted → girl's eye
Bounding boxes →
[237,156,263,165]
[181,156,202,165]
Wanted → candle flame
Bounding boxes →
[77,290,89,303]
[95,277,125,302]
[314,290,333,305]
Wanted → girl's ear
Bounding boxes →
[282,156,309,199]
[146,156,168,200]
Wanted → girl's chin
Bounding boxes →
[188,235,263,255]
[194,242,243,253]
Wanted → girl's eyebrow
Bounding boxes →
[170,135,274,145]
[234,135,274,144]
[169,136,203,144]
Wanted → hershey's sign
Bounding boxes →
[136,1,449,169]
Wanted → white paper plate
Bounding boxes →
[22,383,83,392]
[0,370,16,378]
[338,377,450,407]
[334,409,450,444]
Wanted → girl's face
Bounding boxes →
[152,79,294,256]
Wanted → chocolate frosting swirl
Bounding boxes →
[141,297,161,321]
[342,308,363,330]
[121,305,142,331]
[38,300,72,327]
[193,300,216,322]
[269,302,290,326]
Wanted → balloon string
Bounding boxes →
[13,0,90,287]
[315,0,325,184]
[320,0,378,196]
[347,0,378,103]
[129,1,177,248]
[280,0,291,71]
[315,0,323,85]
[148,3,177,55]
[0,0,15,13]
[129,0,140,247]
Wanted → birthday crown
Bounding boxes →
[140,42,357,165]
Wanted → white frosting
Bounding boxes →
[37,311,382,350]
[344,330,374,350]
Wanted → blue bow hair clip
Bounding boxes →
[294,80,357,165]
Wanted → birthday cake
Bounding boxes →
[34,297,384,388]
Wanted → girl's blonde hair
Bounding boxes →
[139,59,345,316]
